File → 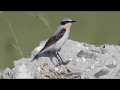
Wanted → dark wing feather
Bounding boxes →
[40,28,66,52]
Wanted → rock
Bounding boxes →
[1,39,120,79]
[93,69,109,78]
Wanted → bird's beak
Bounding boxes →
[71,20,76,23]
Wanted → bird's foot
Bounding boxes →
[56,60,70,67]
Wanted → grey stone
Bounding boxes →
[1,39,120,79]
[106,64,117,69]
[94,69,109,78]
[77,50,96,59]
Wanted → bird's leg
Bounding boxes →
[55,51,70,65]
[55,51,62,63]
[56,52,64,63]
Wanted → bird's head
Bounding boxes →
[60,18,76,28]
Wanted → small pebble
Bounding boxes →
[82,57,86,62]
[69,58,73,61]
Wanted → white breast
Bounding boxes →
[54,28,70,51]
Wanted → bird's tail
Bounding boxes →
[31,48,44,62]
[31,53,39,62]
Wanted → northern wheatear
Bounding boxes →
[31,18,76,65]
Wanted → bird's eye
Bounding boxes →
[61,21,66,25]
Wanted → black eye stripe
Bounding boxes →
[61,21,71,25]
[61,21,66,25]
[65,21,70,23]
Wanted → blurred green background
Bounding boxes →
[0,11,120,70]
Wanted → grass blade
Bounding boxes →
[26,12,52,33]
[4,14,24,58]
[10,42,18,50]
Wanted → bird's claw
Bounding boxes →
[56,60,70,67]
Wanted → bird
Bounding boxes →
[31,18,76,66]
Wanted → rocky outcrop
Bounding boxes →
[1,39,120,79]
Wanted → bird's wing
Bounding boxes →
[31,28,66,61]
[51,26,62,37]
[40,28,66,52]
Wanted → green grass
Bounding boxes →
[4,13,24,58]
[0,12,51,70]
[26,12,52,33]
